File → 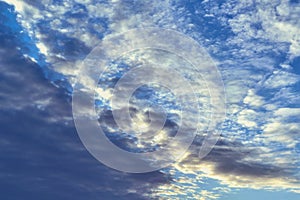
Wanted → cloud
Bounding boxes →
[262,70,300,89]
[220,0,300,60]
[3,0,300,199]
[243,89,265,107]
[173,140,300,192]
[260,107,300,148]
[0,30,173,200]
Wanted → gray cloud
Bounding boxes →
[0,32,171,200]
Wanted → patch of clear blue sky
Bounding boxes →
[221,189,300,200]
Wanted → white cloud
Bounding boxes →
[237,109,259,128]
[225,0,300,59]
[262,70,300,89]
[243,89,265,107]
[260,107,300,148]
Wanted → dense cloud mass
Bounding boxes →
[0,24,174,199]
[1,0,300,199]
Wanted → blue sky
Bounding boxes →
[1,0,300,199]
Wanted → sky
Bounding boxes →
[0,0,300,199]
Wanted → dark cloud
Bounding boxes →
[0,30,170,200]
[205,141,288,177]
[184,137,298,181]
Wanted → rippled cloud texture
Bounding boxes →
[1,0,300,199]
